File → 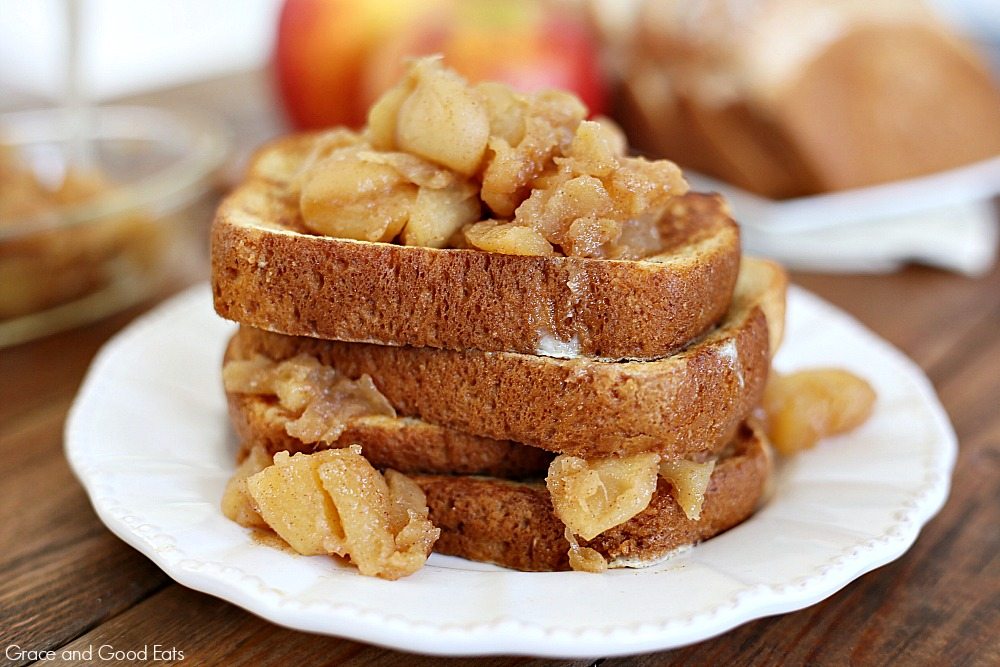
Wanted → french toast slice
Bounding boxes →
[227,257,786,459]
[227,419,769,572]
[226,392,553,478]
[409,421,768,572]
[211,134,741,360]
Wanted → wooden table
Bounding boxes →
[2,74,998,667]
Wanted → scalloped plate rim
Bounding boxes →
[65,283,956,658]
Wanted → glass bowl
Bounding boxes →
[0,105,229,347]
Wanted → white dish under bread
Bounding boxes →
[65,283,956,657]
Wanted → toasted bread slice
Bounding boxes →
[211,134,740,360]
[227,257,786,459]
[227,392,553,478]
[412,421,770,571]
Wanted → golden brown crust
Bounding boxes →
[227,392,553,478]
[227,257,786,459]
[413,421,771,571]
[211,134,741,360]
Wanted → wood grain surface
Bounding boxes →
[1,73,998,667]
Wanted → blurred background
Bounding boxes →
[1,0,999,346]
[1,1,998,103]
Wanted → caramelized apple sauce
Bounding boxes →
[295,57,689,258]
[223,353,395,445]
[547,448,721,570]
[223,445,439,580]
[762,368,876,455]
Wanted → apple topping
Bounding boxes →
[399,180,482,248]
[246,449,349,557]
[564,528,608,574]
[298,141,481,245]
[299,152,416,242]
[223,354,396,445]
[546,451,660,540]
[504,120,688,260]
[221,444,273,529]
[313,449,440,579]
[244,446,439,580]
[374,57,491,176]
[462,220,555,256]
[289,128,366,191]
[476,82,528,147]
[658,458,716,521]
[478,86,587,217]
[294,57,690,260]
[763,369,876,455]
[546,446,725,562]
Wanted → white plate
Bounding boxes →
[66,284,956,658]
[687,155,1000,275]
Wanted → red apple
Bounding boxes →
[274,0,607,130]
[274,0,443,129]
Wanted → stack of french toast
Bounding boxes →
[212,59,816,578]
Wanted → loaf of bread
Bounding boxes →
[604,0,1000,198]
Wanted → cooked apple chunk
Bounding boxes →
[221,444,272,529]
[244,446,439,580]
[546,451,660,540]
[463,220,556,256]
[246,449,350,556]
[391,58,491,176]
[763,369,876,455]
[659,458,716,521]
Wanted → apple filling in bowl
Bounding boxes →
[0,147,164,321]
